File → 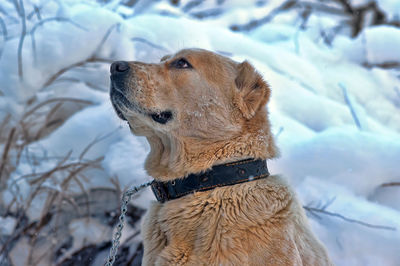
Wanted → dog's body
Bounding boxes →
[110,49,333,265]
[142,176,331,265]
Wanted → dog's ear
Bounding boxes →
[234,61,271,119]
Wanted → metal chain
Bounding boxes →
[105,181,153,266]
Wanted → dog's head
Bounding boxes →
[110,48,277,179]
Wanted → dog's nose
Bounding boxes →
[110,61,130,74]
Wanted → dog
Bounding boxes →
[110,48,333,265]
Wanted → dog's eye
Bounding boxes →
[171,58,193,69]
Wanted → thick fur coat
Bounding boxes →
[109,49,333,265]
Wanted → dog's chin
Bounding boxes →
[114,105,127,121]
[110,88,130,121]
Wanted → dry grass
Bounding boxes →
[0,97,124,265]
[304,198,396,231]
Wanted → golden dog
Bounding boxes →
[110,49,333,265]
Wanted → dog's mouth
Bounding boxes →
[110,83,173,125]
[110,86,130,121]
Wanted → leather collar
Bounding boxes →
[151,158,269,203]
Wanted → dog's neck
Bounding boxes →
[144,125,278,182]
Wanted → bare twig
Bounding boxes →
[27,0,50,20]
[131,37,168,51]
[363,62,400,69]
[32,4,42,20]
[320,24,344,46]
[0,114,12,139]
[22,97,93,120]
[321,196,336,210]
[30,17,87,63]
[339,83,362,130]
[30,17,87,35]
[110,176,122,200]
[380,182,400,187]
[296,1,347,16]
[12,0,20,14]
[190,8,223,19]
[230,0,297,31]
[394,87,400,99]
[95,23,120,54]
[27,158,102,185]
[42,57,113,88]
[0,128,16,188]
[32,102,64,140]
[121,229,141,245]
[0,16,7,60]
[55,77,106,91]
[37,19,120,88]
[16,0,27,80]
[0,5,12,18]
[79,129,119,160]
[274,126,284,139]
[182,0,204,13]
[332,0,386,37]
[304,206,396,231]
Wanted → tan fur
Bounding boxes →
[111,49,333,265]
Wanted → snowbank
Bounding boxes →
[1,0,399,265]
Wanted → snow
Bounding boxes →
[298,177,400,266]
[1,0,400,265]
[336,25,400,65]
[271,128,400,196]
[0,217,16,235]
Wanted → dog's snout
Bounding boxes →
[110,61,130,74]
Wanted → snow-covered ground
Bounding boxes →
[1,0,400,265]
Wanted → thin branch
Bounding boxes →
[30,17,87,63]
[12,0,20,14]
[363,62,400,69]
[16,0,27,80]
[190,8,223,19]
[394,87,400,99]
[230,0,297,31]
[274,126,284,139]
[121,229,141,245]
[0,16,7,60]
[22,97,93,120]
[32,4,42,20]
[339,83,362,130]
[54,77,106,91]
[0,128,16,188]
[27,0,50,20]
[332,0,386,37]
[0,114,12,138]
[131,37,168,51]
[182,0,204,13]
[37,21,118,88]
[42,57,113,88]
[33,102,64,140]
[95,23,120,55]
[304,206,396,231]
[297,1,348,16]
[79,129,119,160]
[380,182,400,187]
[27,158,103,185]
[30,17,87,34]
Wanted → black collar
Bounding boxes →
[151,158,269,203]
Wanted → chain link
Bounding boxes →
[105,181,153,266]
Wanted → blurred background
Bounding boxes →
[0,0,400,265]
